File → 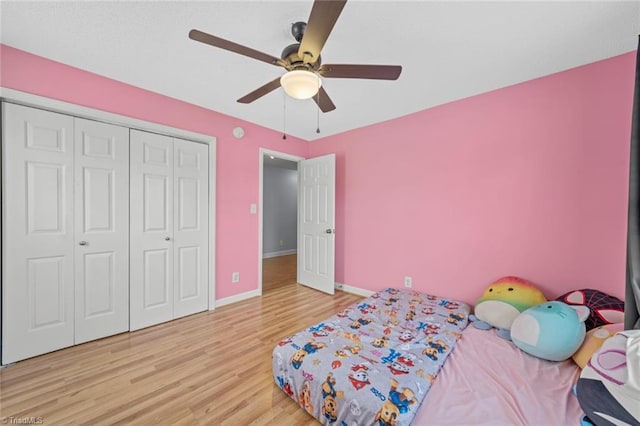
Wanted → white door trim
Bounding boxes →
[1,88,217,311]
[258,148,304,295]
[0,88,214,144]
[207,138,216,311]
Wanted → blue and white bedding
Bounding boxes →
[272,288,471,425]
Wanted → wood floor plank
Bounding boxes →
[0,255,364,424]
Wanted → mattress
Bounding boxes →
[272,287,471,425]
[414,326,584,425]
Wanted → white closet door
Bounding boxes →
[130,129,174,330]
[173,138,209,318]
[2,103,75,364]
[74,118,130,344]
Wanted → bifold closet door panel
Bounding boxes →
[2,103,75,364]
[130,129,174,331]
[73,118,130,344]
[173,138,209,319]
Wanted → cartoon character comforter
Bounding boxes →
[272,288,471,425]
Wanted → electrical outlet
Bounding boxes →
[404,276,412,288]
[279,240,284,247]
[232,272,240,283]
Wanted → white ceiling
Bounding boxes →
[1,1,639,141]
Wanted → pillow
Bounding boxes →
[473,276,547,331]
[572,323,624,368]
[555,289,624,331]
[576,331,640,424]
[511,301,589,362]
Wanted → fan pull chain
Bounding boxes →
[316,77,321,134]
[282,91,287,140]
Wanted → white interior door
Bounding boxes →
[2,103,75,364]
[130,129,174,330]
[297,154,335,294]
[172,138,209,318]
[74,118,130,344]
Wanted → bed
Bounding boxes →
[272,287,471,425]
[272,287,586,425]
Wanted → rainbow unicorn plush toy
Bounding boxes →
[470,276,547,340]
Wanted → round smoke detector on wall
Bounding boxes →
[232,126,245,139]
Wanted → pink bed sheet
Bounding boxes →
[413,326,583,425]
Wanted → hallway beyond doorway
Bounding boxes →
[263,254,297,292]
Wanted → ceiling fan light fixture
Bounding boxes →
[280,70,321,100]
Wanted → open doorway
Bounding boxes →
[259,149,303,294]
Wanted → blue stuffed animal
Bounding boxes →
[510,301,590,361]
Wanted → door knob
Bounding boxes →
[165,237,171,241]
[325,229,334,234]
[79,241,88,246]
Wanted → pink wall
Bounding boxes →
[309,52,636,304]
[0,44,308,300]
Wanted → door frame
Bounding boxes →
[258,148,304,294]
[0,88,217,313]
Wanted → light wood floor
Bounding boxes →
[262,254,298,293]
[0,255,363,425]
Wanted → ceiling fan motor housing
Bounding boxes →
[281,42,321,69]
[291,21,306,42]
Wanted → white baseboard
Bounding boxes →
[263,249,297,259]
[215,289,261,307]
[335,282,375,297]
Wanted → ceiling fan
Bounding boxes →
[189,0,402,113]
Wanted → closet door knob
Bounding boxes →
[79,241,88,246]
[165,237,171,241]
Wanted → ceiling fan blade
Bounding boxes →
[237,77,282,104]
[313,86,336,113]
[319,64,402,80]
[298,0,347,64]
[189,29,286,68]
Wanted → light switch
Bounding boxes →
[250,203,257,214]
